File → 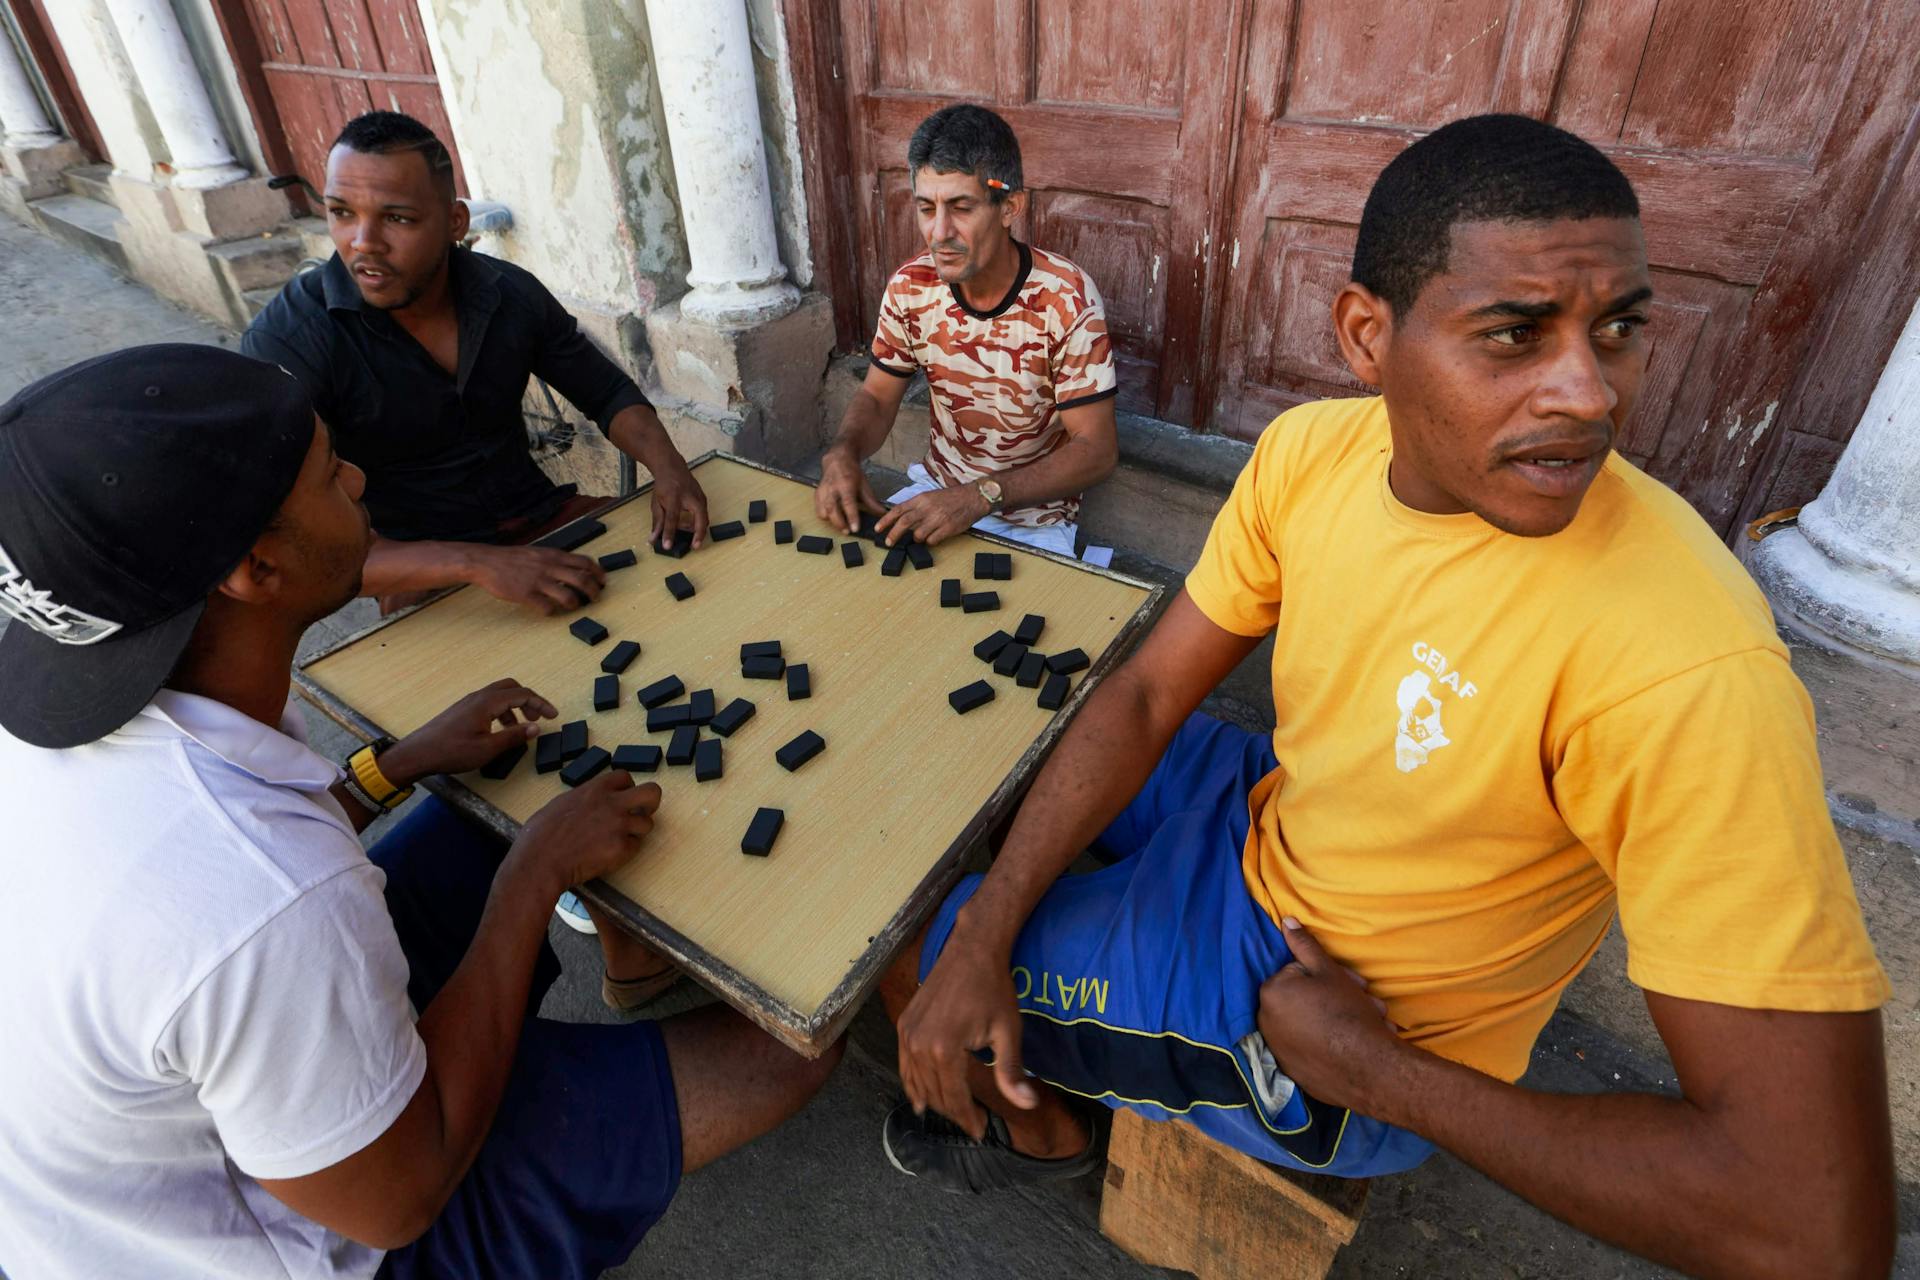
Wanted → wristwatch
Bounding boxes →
[345,737,414,813]
[974,478,1005,514]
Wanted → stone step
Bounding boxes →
[204,231,304,293]
[62,164,115,208]
[29,193,129,275]
[291,215,333,262]
[242,287,282,321]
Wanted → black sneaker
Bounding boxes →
[881,1098,1102,1194]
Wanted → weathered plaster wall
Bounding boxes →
[414,0,688,316]
[744,0,811,289]
[36,0,166,181]
[171,0,273,177]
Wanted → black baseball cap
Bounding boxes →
[0,345,315,748]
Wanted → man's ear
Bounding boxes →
[449,194,470,244]
[214,538,286,606]
[1332,282,1392,388]
[1001,189,1029,230]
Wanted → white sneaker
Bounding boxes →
[555,890,598,934]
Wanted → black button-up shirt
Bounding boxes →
[240,248,650,542]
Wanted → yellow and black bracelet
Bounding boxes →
[346,740,414,812]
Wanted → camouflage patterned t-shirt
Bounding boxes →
[870,242,1117,528]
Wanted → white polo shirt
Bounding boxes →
[0,690,427,1280]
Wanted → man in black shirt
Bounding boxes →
[243,112,708,617]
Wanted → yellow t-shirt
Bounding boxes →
[1185,395,1889,1082]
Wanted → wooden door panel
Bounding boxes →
[364,0,436,75]
[873,0,996,94]
[1032,190,1170,414]
[1615,275,1748,470]
[1033,0,1187,114]
[1285,0,1511,126]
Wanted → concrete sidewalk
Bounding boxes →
[6,214,1917,1278]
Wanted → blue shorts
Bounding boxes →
[922,714,1433,1179]
[367,798,682,1280]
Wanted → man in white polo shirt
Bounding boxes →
[0,346,840,1279]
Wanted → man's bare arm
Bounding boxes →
[1264,927,1895,1280]
[817,364,914,532]
[875,395,1119,546]
[896,593,1262,1129]
[604,403,709,550]
[360,535,604,615]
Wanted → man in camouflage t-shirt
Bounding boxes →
[815,105,1119,558]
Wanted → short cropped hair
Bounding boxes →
[1351,114,1639,315]
[333,111,456,198]
[907,104,1023,203]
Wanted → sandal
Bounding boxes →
[601,961,684,1012]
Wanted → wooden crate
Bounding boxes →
[1101,1109,1370,1279]
[297,453,1161,1056]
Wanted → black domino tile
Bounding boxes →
[948,680,994,714]
[709,697,757,737]
[742,806,784,857]
[906,542,933,571]
[709,521,746,541]
[962,591,1000,613]
[741,653,786,680]
[666,725,699,766]
[665,572,695,601]
[1016,651,1046,688]
[687,688,716,724]
[775,730,825,772]
[993,642,1028,677]
[593,674,620,711]
[786,663,811,700]
[535,732,566,773]
[841,541,865,568]
[597,548,637,572]
[740,640,782,661]
[600,640,641,673]
[1014,613,1046,646]
[479,742,527,780]
[694,738,723,782]
[534,517,605,551]
[646,703,691,732]
[612,744,662,773]
[569,616,608,645]
[559,720,588,760]
[881,544,907,577]
[796,535,833,555]
[748,500,768,523]
[560,746,611,787]
[774,520,794,544]
[1038,672,1071,711]
[1046,648,1090,675]
[973,630,1014,662]
[635,675,685,707]
[940,578,963,608]
[655,528,695,559]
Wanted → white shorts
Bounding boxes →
[888,464,1110,565]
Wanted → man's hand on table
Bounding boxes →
[646,451,710,551]
[896,932,1039,1137]
[377,679,560,786]
[876,484,986,547]
[1257,918,1405,1117]
[511,771,663,902]
[467,544,606,614]
[814,446,886,534]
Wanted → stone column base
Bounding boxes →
[646,291,835,468]
[107,172,300,329]
[2,136,85,199]
[1749,528,1920,669]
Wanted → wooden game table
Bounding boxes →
[297,453,1162,1056]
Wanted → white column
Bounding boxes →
[99,0,246,189]
[643,0,799,326]
[0,27,60,145]
[1751,294,1920,667]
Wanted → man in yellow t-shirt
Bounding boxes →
[877,113,1894,1274]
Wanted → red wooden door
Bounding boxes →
[1211,0,1920,534]
[831,0,1244,424]
[229,0,466,193]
